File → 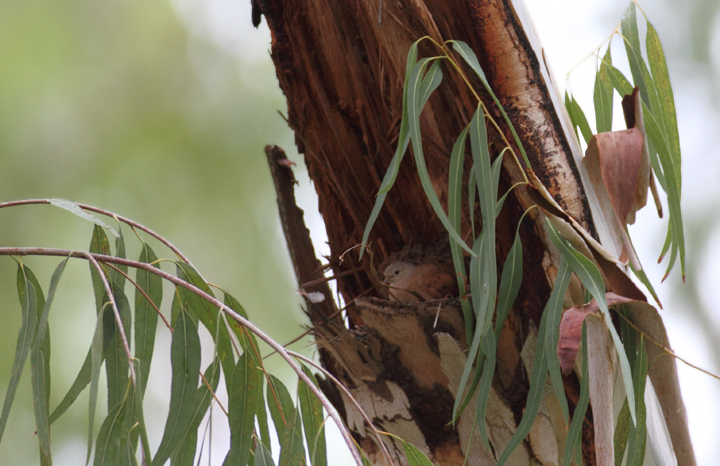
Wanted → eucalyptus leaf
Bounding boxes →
[49,199,119,237]
[225,353,262,466]
[496,256,571,465]
[135,243,162,396]
[299,366,327,466]
[153,306,201,466]
[0,266,38,445]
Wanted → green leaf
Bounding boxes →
[49,199,120,237]
[401,440,434,466]
[614,399,632,466]
[452,234,484,420]
[625,330,648,466]
[298,366,327,466]
[49,351,91,425]
[175,263,235,386]
[254,441,276,466]
[153,305,201,466]
[468,105,497,336]
[0,265,39,445]
[266,375,305,466]
[224,292,261,362]
[564,322,590,466]
[225,353,263,466]
[594,47,614,133]
[109,224,127,289]
[495,227,523,343]
[450,40,530,168]
[172,358,221,466]
[546,220,636,424]
[93,396,127,466]
[564,92,593,144]
[89,225,111,312]
[646,22,681,180]
[447,124,474,342]
[359,40,419,259]
[134,243,162,396]
[88,303,109,464]
[406,57,473,256]
[496,256,571,465]
[105,283,132,411]
[468,164,477,238]
[31,258,69,458]
[130,360,152,466]
[474,331,496,451]
[544,261,572,424]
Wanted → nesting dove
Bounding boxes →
[383,261,457,304]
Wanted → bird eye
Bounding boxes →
[394,269,400,275]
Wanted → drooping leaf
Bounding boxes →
[298,366,327,466]
[594,47,614,134]
[105,283,132,411]
[496,261,570,465]
[49,199,119,237]
[31,259,69,458]
[359,40,419,259]
[624,325,648,466]
[474,331,496,451]
[135,242,162,396]
[254,441,276,466]
[175,263,235,386]
[544,261,572,424]
[0,265,39,445]
[450,40,530,167]
[406,57,473,256]
[565,92,593,144]
[109,224,127,289]
[468,105,497,337]
[614,399,632,466]
[92,395,127,466]
[447,125,474,342]
[49,351,92,425]
[225,353,262,466]
[266,375,305,466]
[494,227,523,343]
[401,439,434,466]
[563,322,590,466]
[153,305,201,466]
[172,358,221,466]
[88,304,109,464]
[452,235,484,420]
[89,225,112,311]
[224,292,261,364]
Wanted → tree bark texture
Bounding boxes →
[260,0,694,465]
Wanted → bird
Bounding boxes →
[383,261,457,304]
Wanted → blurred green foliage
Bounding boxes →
[0,0,305,463]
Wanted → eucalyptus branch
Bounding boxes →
[0,199,195,266]
[79,251,137,387]
[0,246,364,466]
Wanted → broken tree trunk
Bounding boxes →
[259,0,695,465]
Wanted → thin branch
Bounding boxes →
[0,199,195,266]
[0,246,364,466]
[104,263,172,332]
[618,312,720,381]
[288,351,396,466]
[79,252,137,387]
